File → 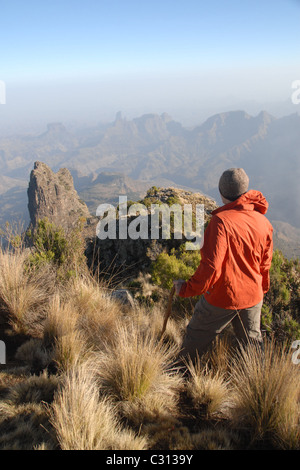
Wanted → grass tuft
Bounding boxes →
[230,339,300,449]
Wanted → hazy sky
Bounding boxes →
[1,0,300,131]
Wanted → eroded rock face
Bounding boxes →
[86,186,218,279]
[27,161,91,231]
[26,163,218,281]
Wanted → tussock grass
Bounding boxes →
[42,295,89,371]
[133,303,186,349]
[230,340,300,449]
[0,401,54,450]
[144,422,239,450]
[1,243,299,451]
[53,329,90,372]
[0,248,55,336]
[88,321,183,430]
[94,322,182,403]
[185,356,231,418]
[68,276,123,350]
[190,428,239,450]
[49,362,147,450]
[42,280,126,370]
[4,370,59,405]
[0,370,59,449]
[204,333,234,377]
[0,366,30,395]
[15,338,51,371]
[43,294,79,347]
[145,422,194,450]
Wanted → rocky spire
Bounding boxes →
[27,161,90,231]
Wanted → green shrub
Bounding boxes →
[151,246,200,290]
[26,218,86,279]
[166,195,181,206]
[261,304,273,333]
[151,246,300,343]
[27,219,67,266]
[146,186,160,197]
[282,316,300,340]
[263,250,300,342]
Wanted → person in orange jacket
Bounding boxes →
[174,168,273,360]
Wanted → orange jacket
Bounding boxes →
[179,190,273,309]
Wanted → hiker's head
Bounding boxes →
[219,168,249,203]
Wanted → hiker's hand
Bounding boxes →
[173,279,185,295]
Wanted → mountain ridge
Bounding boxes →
[0,109,299,257]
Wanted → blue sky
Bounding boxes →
[0,0,300,129]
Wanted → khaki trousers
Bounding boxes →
[180,295,263,361]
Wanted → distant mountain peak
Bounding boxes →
[46,122,67,133]
[201,110,252,128]
[37,122,77,147]
[160,112,173,123]
[114,111,124,122]
[256,110,275,123]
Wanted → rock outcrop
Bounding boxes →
[27,161,91,231]
[86,186,218,279]
[26,162,218,280]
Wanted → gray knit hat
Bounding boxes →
[218,168,249,201]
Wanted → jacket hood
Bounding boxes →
[213,190,269,215]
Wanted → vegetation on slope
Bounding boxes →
[0,218,299,450]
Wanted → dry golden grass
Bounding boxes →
[93,322,182,403]
[133,302,186,350]
[1,245,299,450]
[68,276,124,350]
[41,295,87,371]
[86,320,184,432]
[53,329,91,372]
[0,366,30,393]
[41,278,129,371]
[0,248,55,336]
[15,338,51,370]
[49,361,148,450]
[0,373,57,450]
[185,356,231,418]
[230,339,300,449]
[43,294,79,346]
[4,370,59,406]
[190,428,239,450]
[0,397,57,450]
[204,333,235,376]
